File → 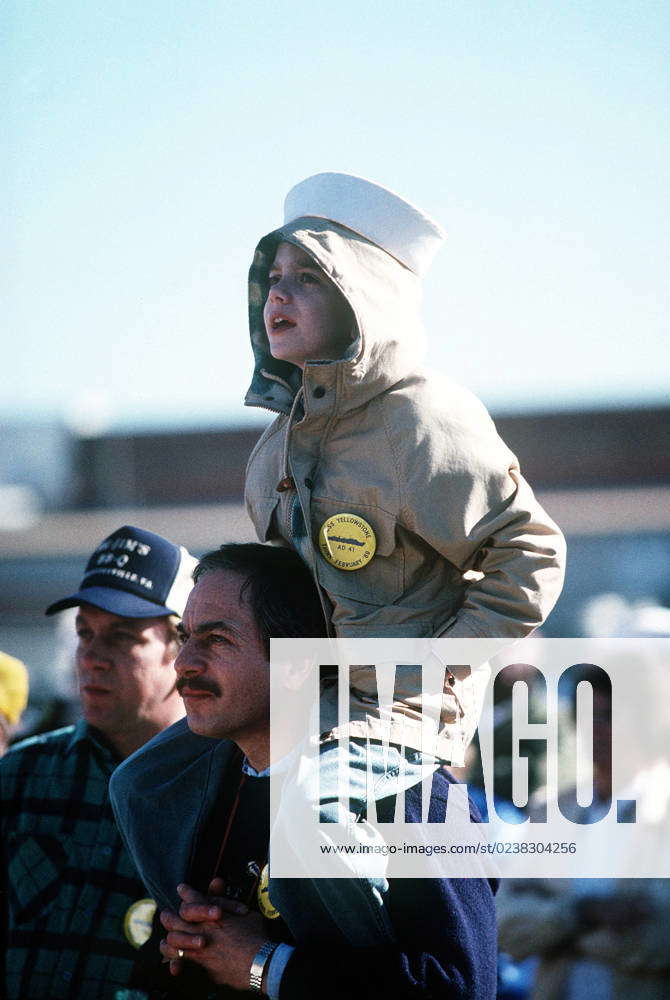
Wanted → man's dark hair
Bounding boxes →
[193,543,327,656]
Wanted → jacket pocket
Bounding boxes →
[247,496,280,543]
[309,499,403,605]
[7,832,68,923]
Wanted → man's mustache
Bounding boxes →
[176,676,222,697]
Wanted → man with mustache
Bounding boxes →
[0,525,196,1000]
[110,542,499,999]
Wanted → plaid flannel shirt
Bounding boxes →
[1,721,150,1000]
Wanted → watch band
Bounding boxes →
[249,940,278,994]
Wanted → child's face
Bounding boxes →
[263,242,354,369]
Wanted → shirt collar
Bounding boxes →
[64,718,120,764]
[241,746,298,778]
[241,756,271,778]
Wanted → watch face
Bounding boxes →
[123,898,157,948]
[257,864,280,919]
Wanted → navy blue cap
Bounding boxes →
[45,525,197,619]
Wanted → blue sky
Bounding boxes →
[4,0,669,432]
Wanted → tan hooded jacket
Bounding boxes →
[244,217,566,761]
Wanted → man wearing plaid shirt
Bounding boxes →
[0,525,196,1000]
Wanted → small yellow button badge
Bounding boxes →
[318,513,376,571]
[257,864,281,920]
[123,897,157,948]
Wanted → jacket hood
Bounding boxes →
[245,217,427,416]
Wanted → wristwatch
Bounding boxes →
[249,940,278,994]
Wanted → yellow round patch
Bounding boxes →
[257,864,280,920]
[123,897,157,949]
[319,513,376,571]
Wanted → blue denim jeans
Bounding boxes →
[270,738,438,947]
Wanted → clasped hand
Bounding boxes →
[160,878,267,991]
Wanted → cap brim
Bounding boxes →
[45,586,175,618]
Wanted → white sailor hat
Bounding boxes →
[283,172,446,278]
